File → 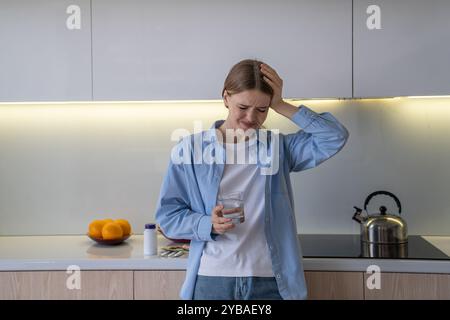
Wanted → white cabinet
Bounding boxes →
[354,0,450,97]
[92,0,352,100]
[0,0,92,102]
[4,1,450,101]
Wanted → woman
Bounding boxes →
[155,59,349,300]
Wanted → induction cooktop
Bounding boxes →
[298,234,449,260]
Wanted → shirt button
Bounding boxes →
[269,245,273,250]
[276,274,281,279]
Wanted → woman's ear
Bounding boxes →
[223,90,230,108]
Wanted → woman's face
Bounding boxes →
[223,89,271,131]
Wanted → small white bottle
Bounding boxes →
[144,223,157,256]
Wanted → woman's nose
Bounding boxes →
[246,111,257,123]
[246,117,256,125]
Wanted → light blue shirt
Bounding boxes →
[155,105,349,299]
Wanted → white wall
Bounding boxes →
[0,98,449,236]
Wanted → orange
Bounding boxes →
[88,220,106,238]
[115,219,132,236]
[102,222,123,240]
[103,218,114,224]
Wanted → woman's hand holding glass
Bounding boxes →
[211,205,241,235]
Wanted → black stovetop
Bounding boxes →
[298,234,449,260]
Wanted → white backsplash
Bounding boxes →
[1,98,449,236]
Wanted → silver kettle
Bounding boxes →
[352,191,408,244]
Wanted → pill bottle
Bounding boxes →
[144,223,157,256]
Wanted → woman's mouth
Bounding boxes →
[240,121,257,128]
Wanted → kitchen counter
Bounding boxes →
[0,234,449,273]
[0,234,187,271]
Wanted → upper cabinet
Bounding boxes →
[91,0,352,100]
[11,1,450,101]
[354,0,450,97]
[0,0,92,102]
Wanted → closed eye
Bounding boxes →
[238,105,268,113]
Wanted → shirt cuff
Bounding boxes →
[291,105,319,129]
[197,215,218,241]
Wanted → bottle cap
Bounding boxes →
[145,223,156,229]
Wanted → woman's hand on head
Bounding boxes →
[260,63,284,109]
[211,205,236,235]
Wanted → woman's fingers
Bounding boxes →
[211,205,235,234]
[214,223,235,234]
[260,63,284,108]
[212,205,226,220]
[221,207,242,215]
[262,75,279,90]
[262,63,281,80]
[213,220,234,234]
[261,65,278,81]
[260,65,282,89]
[214,216,232,224]
[213,205,224,216]
[261,63,276,73]
[261,64,283,83]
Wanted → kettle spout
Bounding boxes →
[352,206,366,224]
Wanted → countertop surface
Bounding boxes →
[0,234,187,271]
[0,234,449,273]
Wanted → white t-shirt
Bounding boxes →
[198,136,274,277]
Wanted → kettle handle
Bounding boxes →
[363,190,402,215]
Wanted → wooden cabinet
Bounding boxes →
[0,0,92,102]
[2,270,450,300]
[91,0,352,100]
[306,271,450,300]
[134,270,186,300]
[364,273,450,300]
[0,271,133,300]
[0,270,184,300]
[305,271,364,300]
[354,0,450,97]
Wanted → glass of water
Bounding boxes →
[217,192,245,224]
